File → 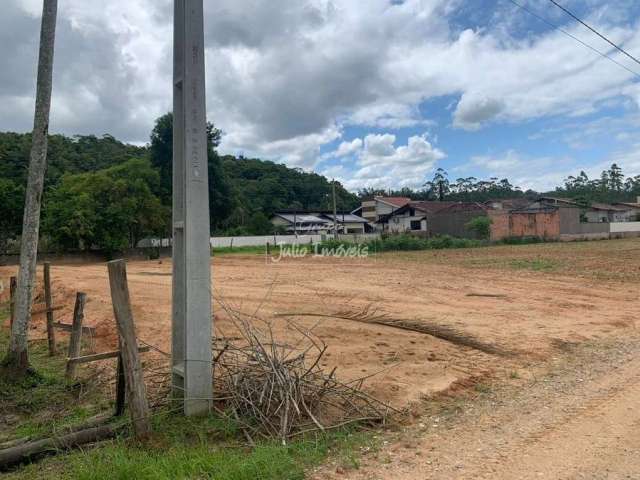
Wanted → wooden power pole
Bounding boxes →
[171,0,213,416]
[5,0,58,373]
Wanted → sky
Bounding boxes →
[2,0,640,192]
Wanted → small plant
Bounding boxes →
[474,382,491,394]
[465,216,492,240]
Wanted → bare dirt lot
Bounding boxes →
[1,238,638,409]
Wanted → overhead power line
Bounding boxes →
[548,0,640,68]
[506,0,640,79]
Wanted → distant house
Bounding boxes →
[270,211,369,234]
[483,198,531,210]
[613,199,640,221]
[319,213,369,234]
[360,196,410,224]
[532,196,637,222]
[585,203,632,223]
[377,201,457,234]
[270,213,331,234]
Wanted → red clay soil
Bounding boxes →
[1,239,638,407]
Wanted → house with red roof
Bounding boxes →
[359,196,411,225]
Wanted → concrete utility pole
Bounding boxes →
[172,0,212,416]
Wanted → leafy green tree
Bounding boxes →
[43,158,167,254]
[0,179,24,252]
[608,163,624,192]
[149,113,234,231]
[424,168,450,201]
[465,216,493,240]
[247,212,274,235]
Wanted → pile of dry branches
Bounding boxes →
[212,303,395,445]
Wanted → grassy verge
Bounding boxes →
[5,410,377,480]
[4,407,377,480]
[210,234,557,258]
[319,234,485,253]
[212,244,284,256]
[0,320,108,442]
[1,307,378,479]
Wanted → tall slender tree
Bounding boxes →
[4,0,58,374]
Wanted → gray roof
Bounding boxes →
[274,213,329,224]
[321,213,368,223]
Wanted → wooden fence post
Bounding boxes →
[65,292,87,379]
[44,262,56,355]
[107,259,151,438]
[114,334,126,417]
[9,276,17,328]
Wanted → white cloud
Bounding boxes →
[340,133,446,190]
[3,0,640,184]
[332,138,364,158]
[453,93,505,130]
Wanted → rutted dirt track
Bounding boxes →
[314,337,640,479]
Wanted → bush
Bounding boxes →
[465,216,492,240]
[317,234,483,254]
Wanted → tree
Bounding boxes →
[149,113,234,231]
[465,216,492,240]
[5,0,58,374]
[43,159,167,255]
[0,180,24,253]
[247,212,274,235]
[424,168,450,201]
[608,163,624,192]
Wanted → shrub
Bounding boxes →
[465,216,493,240]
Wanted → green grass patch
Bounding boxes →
[5,410,378,480]
[508,258,560,271]
[0,320,108,442]
[212,244,285,256]
[320,234,484,254]
[1,308,379,479]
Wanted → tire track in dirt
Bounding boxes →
[314,338,640,480]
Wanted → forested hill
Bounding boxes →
[0,122,358,253]
[221,155,358,221]
[0,132,146,188]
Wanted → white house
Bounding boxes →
[377,201,456,233]
[359,196,411,224]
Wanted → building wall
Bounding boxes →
[342,222,366,234]
[584,210,609,223]
[558,206,580,234]
[610,221,640,233]
[376,201,396,217]
[361,200,376,222]
[489,210,560,240]
[512,211,560,239]
[430,210,488,238]
[385,213,426,233]
[488,211,509,241]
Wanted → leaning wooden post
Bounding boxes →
[114,351,126,417]
[107,259,151,438]
[65,292,87,379]
[9,276,17,328]
[43,262,56,355]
